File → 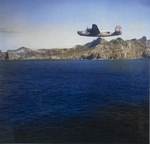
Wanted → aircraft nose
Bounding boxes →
[77,31,82,35]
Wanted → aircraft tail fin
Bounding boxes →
[115,25,122,34]
[91,24,100,35]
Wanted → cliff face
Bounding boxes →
[0,50,8,60]
[0,36,150,60]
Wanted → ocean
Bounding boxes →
[0,59,149,143]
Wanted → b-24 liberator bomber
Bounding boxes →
[77,24,122,37]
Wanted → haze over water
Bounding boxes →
[0,59,149,143]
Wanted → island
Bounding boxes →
[0,36,150,60]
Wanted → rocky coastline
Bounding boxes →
[0,36,150,60]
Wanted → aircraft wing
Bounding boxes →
[90,24,100,36]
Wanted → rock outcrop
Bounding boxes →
[0,50,7,60]
[0,36,150,60]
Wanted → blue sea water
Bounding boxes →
[0,59,149,143]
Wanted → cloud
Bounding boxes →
[0,28,21,33]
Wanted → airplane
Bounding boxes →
[77,24,122,37]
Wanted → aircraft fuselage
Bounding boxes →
[77,24,122,37]
[77,31,121,37]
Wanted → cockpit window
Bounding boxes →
[106,32,110,34]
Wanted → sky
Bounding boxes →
[0,0,150,51]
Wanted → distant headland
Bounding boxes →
[0,36,150,60]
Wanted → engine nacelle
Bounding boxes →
[115,25,122,34]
